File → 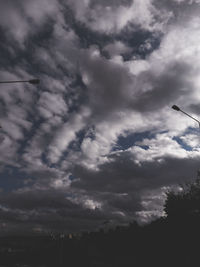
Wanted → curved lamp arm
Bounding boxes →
[172,105,200,128]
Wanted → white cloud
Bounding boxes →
[180,133,200,149]
[67,0,170,33]
[132,133,191,163]
[0,0,61,45]
[38,92,68,118]
[47,107,90,164]
[0,135,20,166]
[103,41,132,57]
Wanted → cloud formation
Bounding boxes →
[0,0,200,234]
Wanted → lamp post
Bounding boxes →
[0,79,40,84]
[172,105,200,128]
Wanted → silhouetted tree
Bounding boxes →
[164,176,200,218]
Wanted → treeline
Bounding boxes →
[1,177,200,266]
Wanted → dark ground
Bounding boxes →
[1,178,200,267]
[0,216,200,267]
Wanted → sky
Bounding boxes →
[0,0,200,235]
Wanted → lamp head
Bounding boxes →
[172,105,180,111]
[28,79,40,85]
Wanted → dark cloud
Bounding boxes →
[70,152,200,224]
[90,0,132,8]
[79,49,134,120]
[72,152,200,193]
[0,188,111,234]
[0,190,80,210]
[132,60,194,112]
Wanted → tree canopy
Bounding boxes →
[164,176,200,218]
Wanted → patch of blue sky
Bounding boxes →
[173,125,200,151]
[69,126,95,151]
[184,126,200,135]
[117,28,162,60]
[17,118,45,156]
[69,174,76,181]
[72,18,113,50]
[113,131,154,151]
[0,19,55,77]
[46,127,95,168]
[0,166,33,192]
[67,74,89,114]
[173,136,192,151]
[172,126,200,151]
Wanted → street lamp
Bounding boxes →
[0,79,40,84]
[172,105,200,128]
